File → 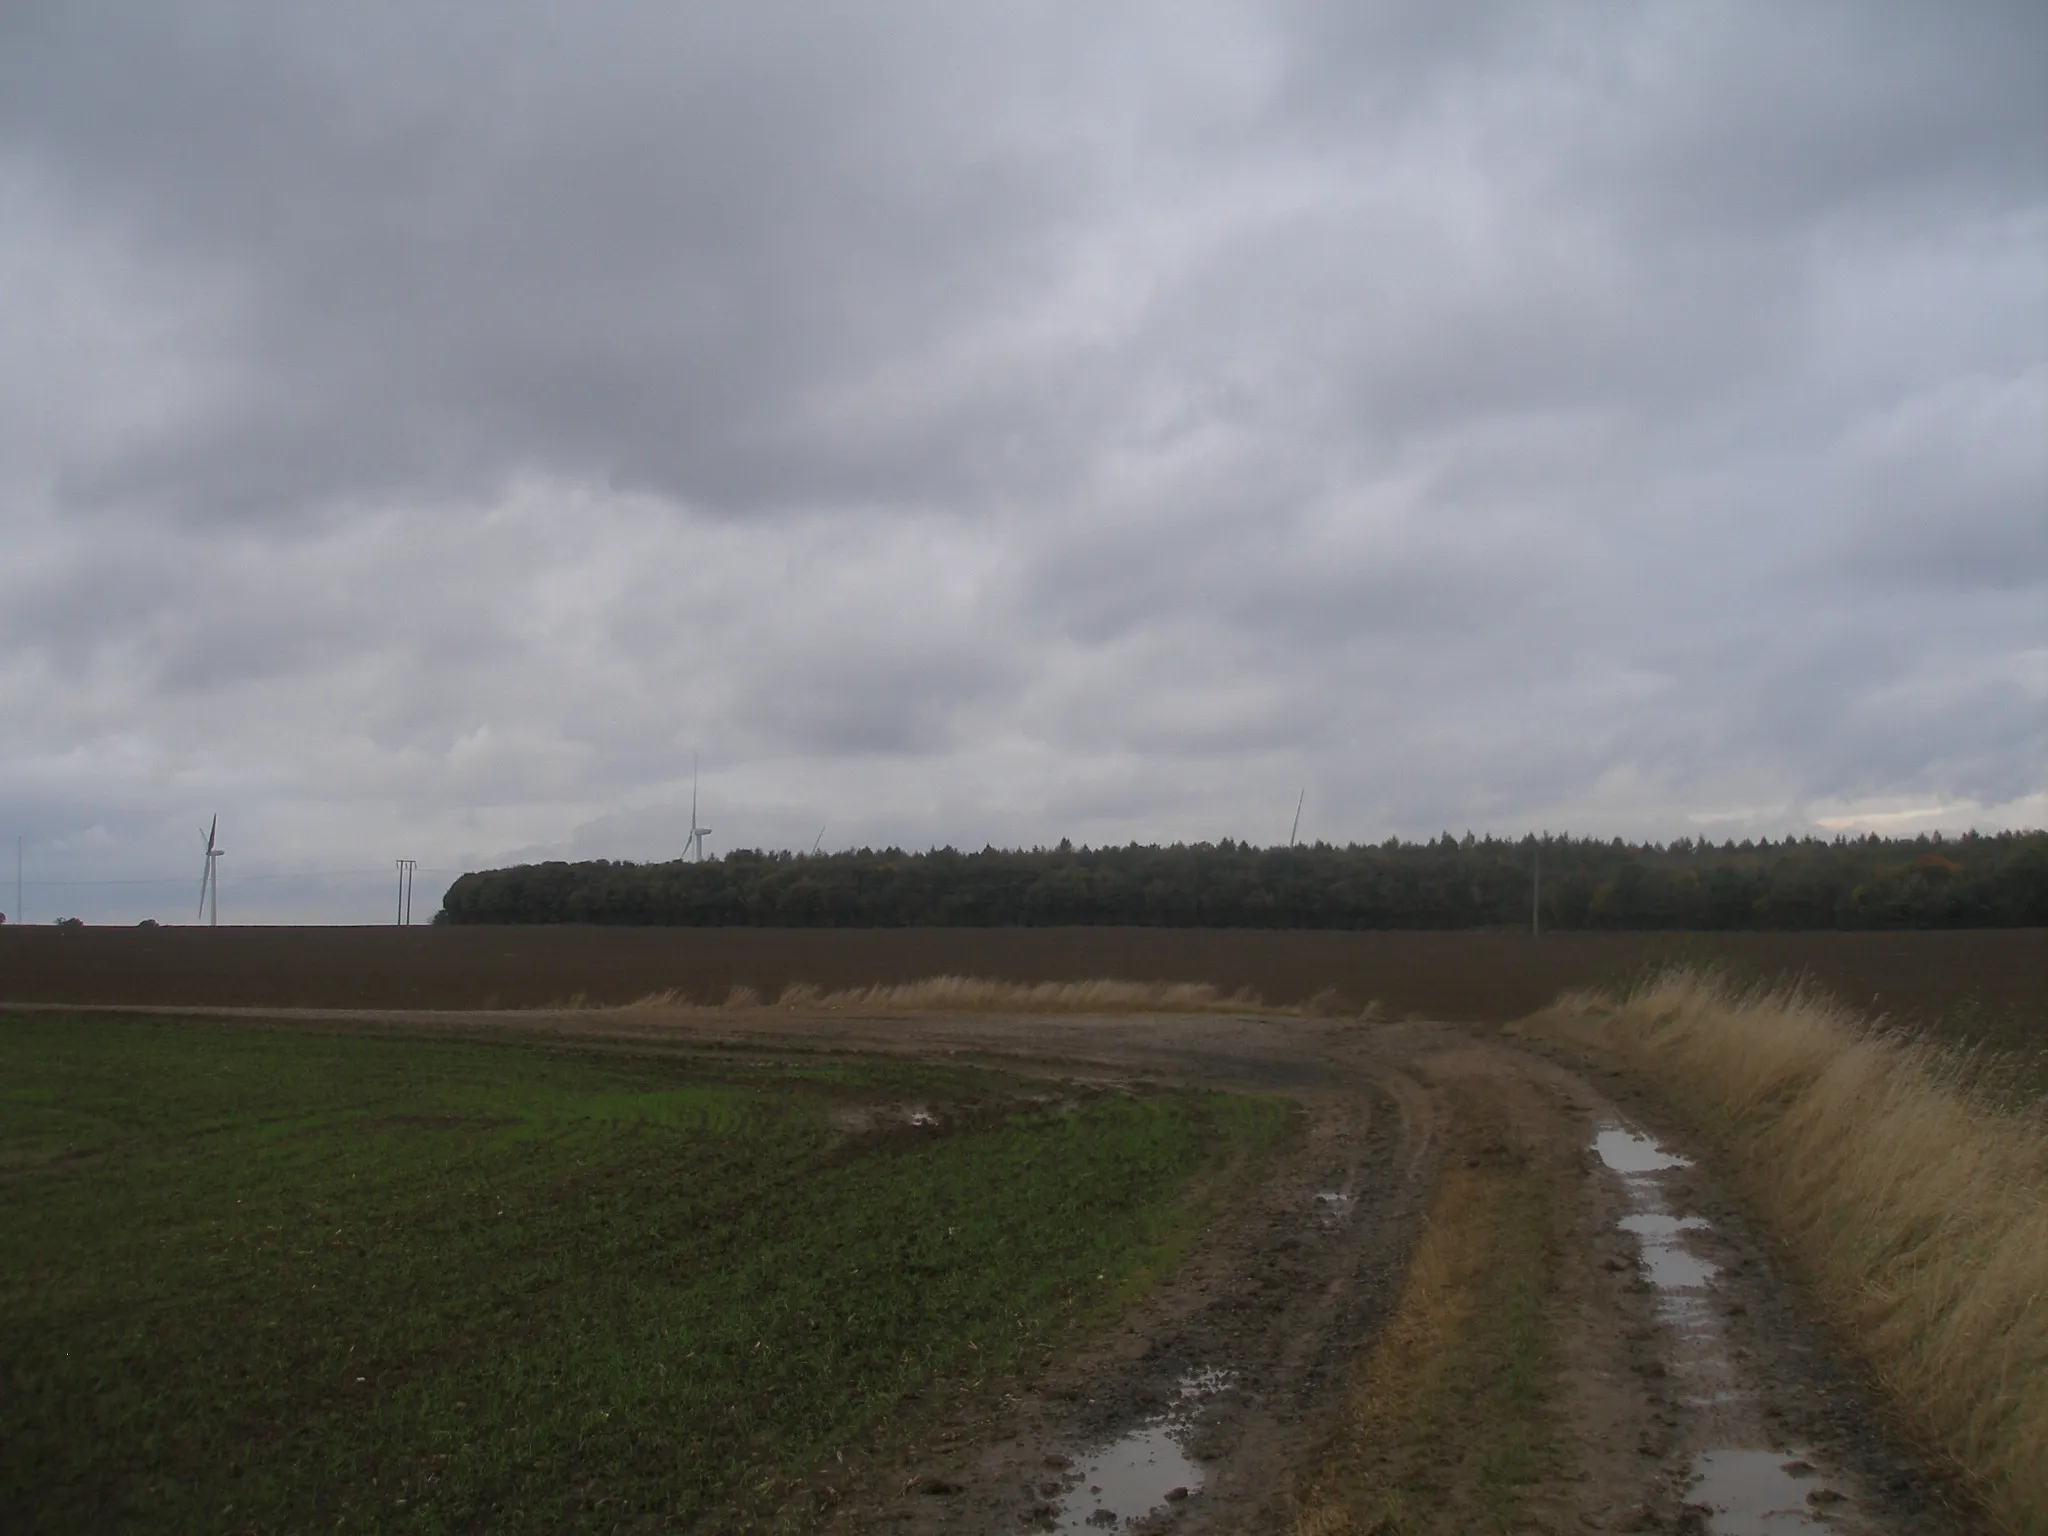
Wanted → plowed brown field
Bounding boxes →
[3,924,2040,1023]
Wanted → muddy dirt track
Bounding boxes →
[4,925,2044,1023]
[27,1001,1987,1533]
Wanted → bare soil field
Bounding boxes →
[3,924,2043,1025]
[10,1000,1996,1532]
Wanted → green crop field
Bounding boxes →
[0,1015,1288,1533]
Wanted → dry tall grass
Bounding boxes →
[614,974,1346,1015]
[1524,967,2047,1532]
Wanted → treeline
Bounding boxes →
[437,830,2048,930]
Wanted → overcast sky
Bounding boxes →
[2,2,2043,924]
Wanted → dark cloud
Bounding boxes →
[0,1,2041,920]
[2,3,1109,516]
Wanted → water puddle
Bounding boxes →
[1055,1425,1201,1530]
[1052,1370,1228,1531]
[1618,1212,1720,1289]
[1688,1449,1843,1533]
[1595,1122,1718,1319]
[1596,1118,1740,1406]
[1593,1121,1866,1526]
[1595,1125,1690,1174]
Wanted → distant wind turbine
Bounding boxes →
[811,826,825,856]
[197,815,223,926]
[1289,789,1305,848]
[684,759,712,862]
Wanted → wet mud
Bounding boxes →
[742,1017,1988,1533]
[1595,1118,1861,1530]
[1046,1370,1226,1531]
[1528,1048,1985,1536]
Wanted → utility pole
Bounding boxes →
[14,836,20,925]
[1532,844,1541,938]
[395,860,417,926]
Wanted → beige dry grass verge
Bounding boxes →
[613,974,1372,1017]
[1521,966,2047,1534]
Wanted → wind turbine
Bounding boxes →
[811,826,825,856]
[1289,788,1305,848]
[197,816,223,926]
[684,759,712,863]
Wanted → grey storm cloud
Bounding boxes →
[0,0,2042,922]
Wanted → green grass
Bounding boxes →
[1470,1169,1557,1531]
[0,1015,1288,1533]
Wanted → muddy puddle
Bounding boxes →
[1593,1124,1689,1175]
[1617,1211,1718,1290]
[828,1102,942,1133]
[1595,1121,1722,1340]
[1690,1448,1841,1532]
[1593,1120,1857,1532]
[1050,1369,1229,1531]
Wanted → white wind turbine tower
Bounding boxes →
[684,759,712,863]
[198,815,224,926]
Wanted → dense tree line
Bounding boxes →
[437,830,2048,930]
